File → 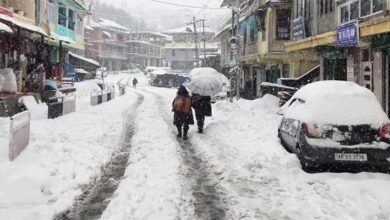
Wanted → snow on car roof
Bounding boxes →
[282,81,390,125]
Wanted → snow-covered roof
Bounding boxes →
[281,81,390,125]
[0,14,47,36]
[50,32,74,43]
[68,52,100,67]
[131,31,173,41]
[74,68,89,74]
[163,26,215,34]
[97,18,129,33]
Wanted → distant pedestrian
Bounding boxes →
[132,77,138,88]
[172,86,194,140]
[192,93,212,133]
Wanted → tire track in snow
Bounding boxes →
[140,89,228,220]
[53,92,144,220]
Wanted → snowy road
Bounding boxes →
[1,73,390,220]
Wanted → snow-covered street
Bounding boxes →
[1,73,390,220]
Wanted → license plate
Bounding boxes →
[335,153,367,161]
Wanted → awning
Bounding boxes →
[0,14,47,36]
[0,21,12,33]
[50,32,74,44]
[68,52,101,67]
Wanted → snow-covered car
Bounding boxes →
[277,81,390,172]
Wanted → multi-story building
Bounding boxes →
[0,0,87,92]
[285,0,390,116]
[128,31,172,69]
[85,18,129,71]
[45,0,87,56]
[219,0,301,99]
[162,25,218,72]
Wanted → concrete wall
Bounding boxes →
[7,0,35,20]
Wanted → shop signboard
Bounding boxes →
[292,17,305,41]
[0,7,13,17]
[337,21,359,47]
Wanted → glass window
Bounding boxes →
[373,0,383,13]
[340,6,349,23]
[329,0,333,12]
[325,0,328,14]
[248,15,258,43]
[58,7,67,26]
[68,9,75,30]
[276,9,290,40]
[360,0,371,17]
[350,1,359,20]
[320,0,324,15]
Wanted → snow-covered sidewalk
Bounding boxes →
[0,73,140,219]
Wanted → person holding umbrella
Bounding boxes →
[172,86,194,140]
[192,94,211,133]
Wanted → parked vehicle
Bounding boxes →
[277,81,390,173]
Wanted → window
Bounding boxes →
[373,0,383,13]
[171,49,175,57]
[276,9,290,40]
[304,0,310,18]
[329,0,333,12]
[325,0,328,14]
[350,1,359,20]
[248,15,258,43]
[320,0,334,16]
[68,9,75,30]
[340,6,349,23]
[340,0,383,23]
[58,7,67,26]
[360,0,371,17]
[282,64,289,78]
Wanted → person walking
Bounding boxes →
[132,77,138,88]
[172,86,194,140]
[191,93,212,133]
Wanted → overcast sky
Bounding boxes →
[99,0,231,31]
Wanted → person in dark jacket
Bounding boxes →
[172,86,194,140]
[191,93,212,133]
[132,77,138,88]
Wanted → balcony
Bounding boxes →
[57,24,76,41]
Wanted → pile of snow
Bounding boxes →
[0,117,9,162]
[282,81,389,125]
[0,68,17,93]
[74,80,101,97]
[19,96,47,119]
[251,94,280,113]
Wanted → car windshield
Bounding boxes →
[2,0,390,219]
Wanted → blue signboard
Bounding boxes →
[337,21,359,47]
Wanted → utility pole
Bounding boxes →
[201,19,207,67]
[230,7,241,101]
[187,16,200,68]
